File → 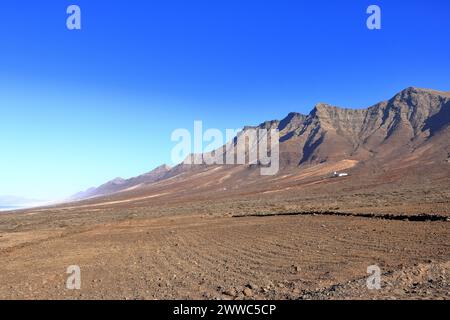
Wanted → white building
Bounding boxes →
[333,171,349,178]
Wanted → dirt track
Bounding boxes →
[0,212,448,300]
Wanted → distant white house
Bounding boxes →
[332,171,349,178]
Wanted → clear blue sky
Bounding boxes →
[0,0,449,200]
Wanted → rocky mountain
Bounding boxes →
[70,164,172,201]
[71,87,450,201]
[192,87,449,168]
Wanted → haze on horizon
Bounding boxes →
[0,0,449,200]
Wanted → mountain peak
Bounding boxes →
[286,111,305,118]
[314,102,334,109]
[278,112,307,132]
[394,86,450,100]
[309,103,346,118]
[143,164,171,176]
[110,177,125,184]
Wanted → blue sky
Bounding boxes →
[0,0,449,200]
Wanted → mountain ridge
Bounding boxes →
[70,87,449,201]
[69,164,173,201]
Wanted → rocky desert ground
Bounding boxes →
[0,168,448,300]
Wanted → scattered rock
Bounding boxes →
[243,288,253,297]
[291,265,301,273]
[246,283,258,290]
[223,288,237,297]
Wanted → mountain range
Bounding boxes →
[69,164,173,201]
[70,87,450,202]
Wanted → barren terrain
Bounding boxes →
[0,174,448,300]
[0,87,449,300]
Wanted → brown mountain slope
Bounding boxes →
[70,164,173,200]
[279,87,449,165]
[193,87,449,169]
[70,87,449,206]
